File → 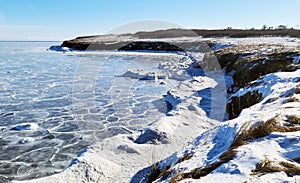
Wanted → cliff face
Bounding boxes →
[212,46,300,119]
[61,39,127,50]
[59,28,300,51]
[59,36,212,52]
[215,48,300,88]
[226,90,262,119]
[117,41,184,52]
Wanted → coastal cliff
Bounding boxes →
[56,28,300,51]
[40,34,300,183]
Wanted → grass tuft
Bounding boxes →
[286,115,300,126]
[286,96,298,103]
[147,163,162,183]
[252,158,300,177]
[147,154,193,183]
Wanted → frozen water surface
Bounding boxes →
[0,42,187,180]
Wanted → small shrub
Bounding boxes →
[252,158,300,177]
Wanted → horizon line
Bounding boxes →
[0,40,61,42]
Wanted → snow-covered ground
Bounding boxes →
[152,69,300,183]
[15,37,300,183]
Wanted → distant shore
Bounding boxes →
[58,28,300,51]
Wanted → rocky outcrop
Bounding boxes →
[213,47,300,88]
[216,52,240,71]
[60,39,219,52]
[118,41,184,52]
[232,52,299,88]
[61,40,90,50]
[226,90,262,119]
[61,39,128,50]
[134,128,169,144]
[210,46,300,119]
[59,32,229,52]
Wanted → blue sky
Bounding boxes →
[0,0,299,41]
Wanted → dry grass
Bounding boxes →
[178,154,193,163]
[160,154,193,181]
[252,158,300,177]
[286,115,300,126]
[147,163,162,183]
[237,116,300,137]
[167,117,300,182]
[286,96,298,103]
[230,117,285,147]
[147,154,192,183]
[295,87,300,94]
[169,149,239,183]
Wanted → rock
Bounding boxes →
[48,45,68,52]
[61,40,90,50]
[134,128,169,144]
[118,41,184,52]
[215,52,240,72]
[61,39,128,51]
[119,69,168,80]
[10,123,39,131]
[226,90,262,119]
[117,145,140,154]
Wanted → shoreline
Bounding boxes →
[11,36,300,182]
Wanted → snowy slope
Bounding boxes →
[152,69,300,183]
